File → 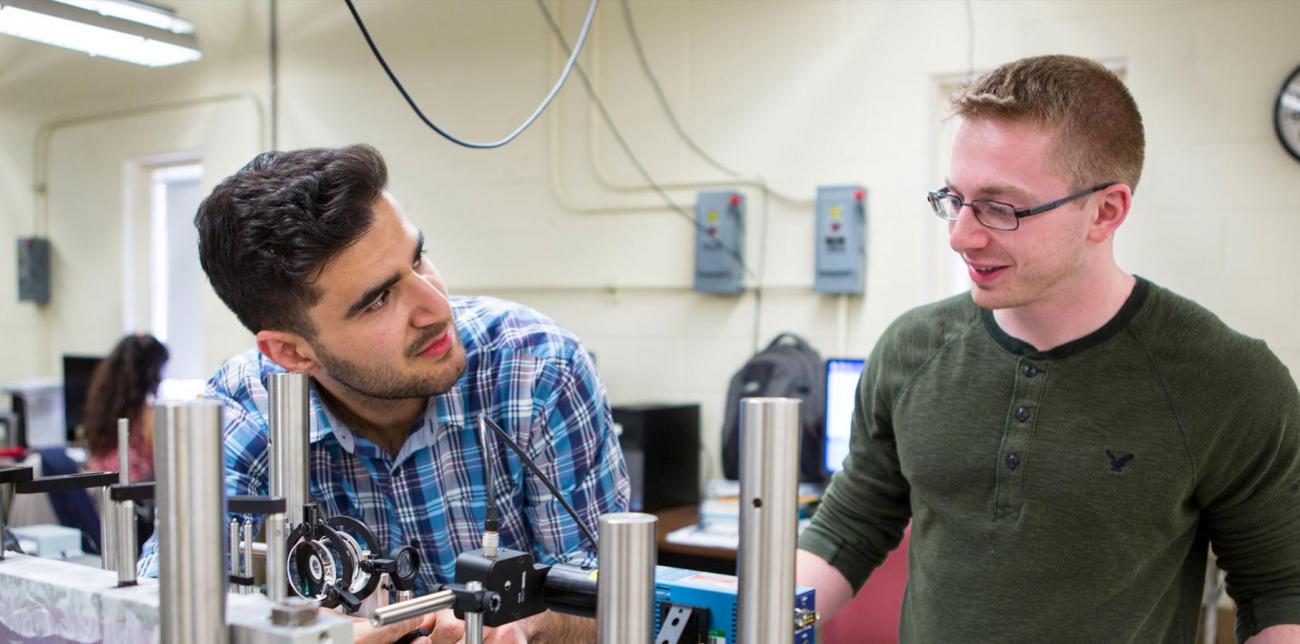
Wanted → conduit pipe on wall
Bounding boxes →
[31,92,267,237]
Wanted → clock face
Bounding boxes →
[1276,65,1300,163]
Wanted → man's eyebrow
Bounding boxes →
[944,179,1033,201]
[343,231,423,320]
[345,272,401,320]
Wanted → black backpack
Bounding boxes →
[721,333,826,483]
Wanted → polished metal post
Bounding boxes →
[157,400,227,644]
[241,519,253,594]
[265,513,287,603]
[736,397,801,644]
[117,418,130,482]
[370,589,457,627]
[112,418,138,584]
[113,497,136,586]
[465,580,484,644]
[101,418,133,572]
[228,518,241,592]
[100,488,117,571]
[597,512,657,644]
[268,372,310,528]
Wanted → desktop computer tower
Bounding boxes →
[612,403,700,512]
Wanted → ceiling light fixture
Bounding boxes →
[0,0,200,67]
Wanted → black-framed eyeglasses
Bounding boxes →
[927,182,1117,231]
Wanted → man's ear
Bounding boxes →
[256,330,321,374]
[1087,183,1133,244]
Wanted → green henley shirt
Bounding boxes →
[799,278,1300,642]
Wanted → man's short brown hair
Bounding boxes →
[952,55,1144,191]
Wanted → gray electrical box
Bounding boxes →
[814,185,867,294]
[694,191,745,294]
[17,237,50,304]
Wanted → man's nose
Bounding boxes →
[409,276,450,326]
[948,204,990,254]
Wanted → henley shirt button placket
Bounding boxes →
[1006,452,1020,470]
[1023,364,1041,378]
[1015,406,1031,422]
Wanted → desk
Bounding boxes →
[653,505,736,575]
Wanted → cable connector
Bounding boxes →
[481,529,499,559]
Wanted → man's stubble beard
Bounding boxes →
[314,334,466,401]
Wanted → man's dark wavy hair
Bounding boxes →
[195,144,388,337]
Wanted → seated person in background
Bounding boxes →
[138,144,629,643]
[83,333,168,482]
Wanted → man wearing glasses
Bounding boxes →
[797,55,1300,641]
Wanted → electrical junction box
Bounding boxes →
[813,185,867,294]
[694,191,745,294]
[17,237,50,304]
[653,565,817,643]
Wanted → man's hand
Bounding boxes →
[332,608,463,644]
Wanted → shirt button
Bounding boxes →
[1015,406,1031,422]
[1023,364,1041,378]
[1006,452,1021,470]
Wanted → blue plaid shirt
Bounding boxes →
[139,296,630,594]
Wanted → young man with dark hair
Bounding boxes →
[138,144,629,643]
[797,55,1300,641]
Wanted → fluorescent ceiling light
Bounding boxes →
[0,0,200,67]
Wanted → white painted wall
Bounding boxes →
[1,0,1297,483]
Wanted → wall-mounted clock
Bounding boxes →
[1276,64,1300,163]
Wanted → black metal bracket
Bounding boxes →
[655,604,709,644]
[0,466,34,484]
[109,482,155,502]
[15,471,119,494]
[229,495,287,515]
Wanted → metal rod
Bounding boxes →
[101,417,131,572]
[369,589,456,627]
[114,498,136,585]
[241,519,254,592]
[268,372,311,527]
[736,397,801,644]
[597,512,657,644]
[0,487,7,560]
[228,518,240,588]
[376,573,393,609]
[100,485,117,571]
[156,400,228,644]
[465,580,484,644]
[265,513,287,603]
[117,418,130,484]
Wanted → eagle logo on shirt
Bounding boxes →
[1105,449,1135,473]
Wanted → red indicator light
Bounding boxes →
[728,194,741,207]
[854,189,865,201]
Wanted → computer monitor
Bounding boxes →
[823,357,866,474]
[63,354,104,443]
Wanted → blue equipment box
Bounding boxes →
[653,565,816,643]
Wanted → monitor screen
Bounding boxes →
[824,358,865,474]
[63,354,104,442]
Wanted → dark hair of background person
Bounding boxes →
[194,144,389,338]
[83,334,169,457]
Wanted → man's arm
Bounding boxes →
[796,351,911,622]
[1247,624,1300,643]
[517,610,594,643]
[795,549,855,619]
[1195,349,1300,640]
